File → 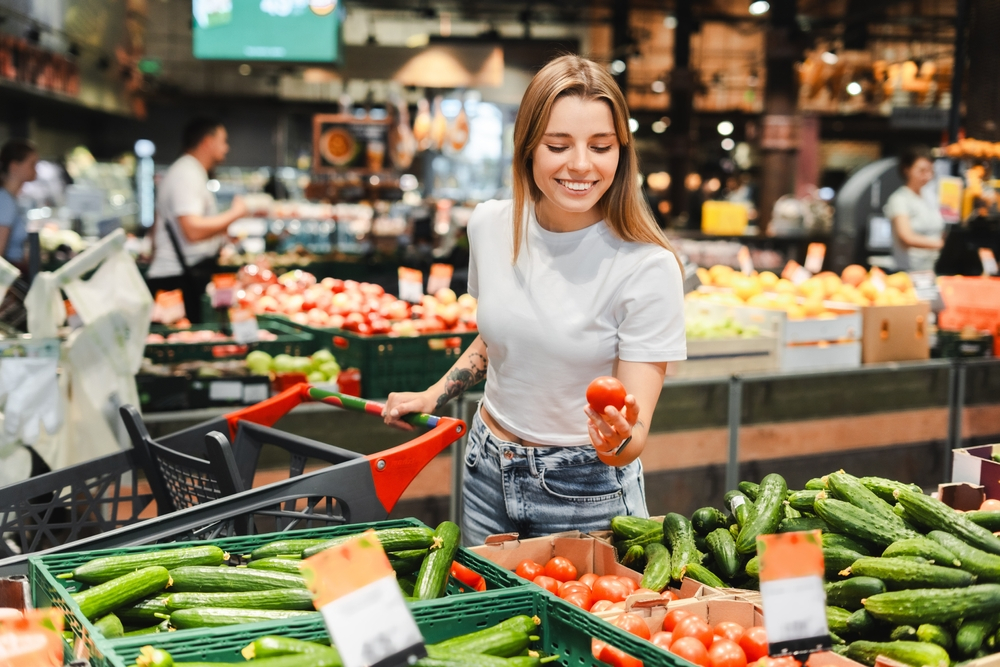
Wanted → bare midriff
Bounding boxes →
[479,404,546,448]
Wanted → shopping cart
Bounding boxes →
[0,384,465,573]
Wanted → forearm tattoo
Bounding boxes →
[435,352,488,410]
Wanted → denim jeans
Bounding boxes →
[461,407,648,546]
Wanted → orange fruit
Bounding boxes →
[841,264,867,287]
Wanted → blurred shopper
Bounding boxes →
[884,146,945,271]
[146,117,247,322]
[0,139,38,270]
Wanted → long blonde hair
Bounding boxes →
[511,55,677,263]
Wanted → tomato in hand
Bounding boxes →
[586,376,627,414]
[715,621,746,643]
[674,616,714,649]
[709,639,748,667]
[739,626,769,664]
[614,613,652,640]
[544,556,578,583]
[532,575,560,594]
[670,636,710,667]
[579,573,599,589]
[651,631,674,650]
[662,608,692,632]
[618,576,639,594]
[592,575,629,602]
[515,560,544,581]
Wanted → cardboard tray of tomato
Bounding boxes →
[144,320,313,364]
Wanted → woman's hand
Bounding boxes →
[585,394,640,457]
[382,390,439,431]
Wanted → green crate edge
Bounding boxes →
[29,518,526,667]
[144,320,314,363]
[105,585,687,667]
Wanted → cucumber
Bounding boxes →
[847,556,975,589]
[302,527,436,559]
[725,490,752,528]
[788,490,821,513]
[738,481,760,501]
[389,549,431,576]
[414,521,460,600]
[847,609,880,639]
[882,538,962,568]
[695,535,709,554]
[435,617,538,653]
[736,474,787,554]
[71,566,170,621]
[859,478,922,504]
[845,640,950,667]
[249,539,330,561]
[729,524,741,541]
[121,620,169,637]
[863,584,1000,625]
[664,513,698,580]
[814,497,920,547]
[641,542,672,591]
[242,636,335,660]
[779,516,830,533]
[783,504,802,521]
[827,472,915,532]
[418,657,510,667]
[955,614,1000,657]
[915,624,952,650]
[611,515,662,540]
[928,530,1000,582]
[398,577,415,597]
[824,547,865,578]
[60,546,226,584]
[896,489,1000,556]
[706,528,740,581]
[93,612,123,638]
[684,562,726,588]
[692,507,728,536]
[247,558,305,574]
[169,607,313,629]
[890,626,918,641]
[965,511,1000,532]
[115,593,170,625]
[166,589,315,611]
[135,646,174,667]
[827,606,853,636]
[428,629,530,659]
[621,545,646,571]
[615,529,663,556]
[823,534,872,556]
[169,566,305,592]
[825,577,886,611]
[745,556,759,580]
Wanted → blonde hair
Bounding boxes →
[511,54,677,263]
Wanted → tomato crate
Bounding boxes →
[106,586,685,667]
[29,518,525,667]
[144,319,313,364]
[259,315,480,398]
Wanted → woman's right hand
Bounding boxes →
[382,389,439,431]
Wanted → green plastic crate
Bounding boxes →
[259,315,480,398]
[29,518,526,667]
[106,586,686,667]
[144,320,313,363]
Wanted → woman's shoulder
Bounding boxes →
[467,199,513,235]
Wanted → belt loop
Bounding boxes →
[527,447,540,477]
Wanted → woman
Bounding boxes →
[884,146,945,271]
[0,139,37,270]
[383,55,687,545]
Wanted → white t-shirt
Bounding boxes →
[468,199,687,446]
[883,185,945,272]
[147,154,222,278]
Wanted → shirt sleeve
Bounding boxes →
[883,190,906,220]
[616,249,687,362]
[166,163,208,219]
[0,195,16,228]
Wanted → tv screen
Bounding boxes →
[193,0,340,62]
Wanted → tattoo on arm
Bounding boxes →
[434,352,488,410]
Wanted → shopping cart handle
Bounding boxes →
[305,386,439,428]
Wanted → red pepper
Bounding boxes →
[449,561,486,592]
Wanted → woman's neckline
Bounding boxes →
[529,207,607,243]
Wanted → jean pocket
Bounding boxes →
[464,433,482,469]
[540,462,623,504]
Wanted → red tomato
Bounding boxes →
[651,631,674,650]
[661,590,679,601]
[618,577,639,594]
[558,580,590,597]
[633,588,658,596]
[592,639,607,659]
[663,609,693,632]
[739,627,769,664]
[674,616,714,649]
[614,613,652,640]
[709,640,748,667]
[563,591,592,609]
[449,562,485,591]
[609,601,627,611]
[981,499,1000,511]
[579,573,599,589]
[755,657,800,667]
[592,575,629,602]
[670,636,710,667]
[599,644,644,667]
[532,575,560,594]
[587,376,627,414]
[515,560,544,581]
[715,622,746,643]
[590,600,615,613]
[544,556,579,583]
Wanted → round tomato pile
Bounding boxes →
[516,557,676,614]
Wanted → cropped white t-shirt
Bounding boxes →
[468,199,686,447]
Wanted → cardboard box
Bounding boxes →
[951,445,1000,500]
[672,335,780,378]
[469,531,641,583]
[938,481,986,510]
[861,302,931,364]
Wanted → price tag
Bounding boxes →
[153,289,186,325]
[211,273,238,309]
[427,263,454,296]
[980,248,998,276]
[758,531,830,658]
[869,267,887,292]
[230,308,260,344]
[738,246,754,276]
[302,531,425,667]
[398,267,424,304]
[804,243,827,274]
[782,260,812,286]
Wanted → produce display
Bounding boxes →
[145,329,279,345]
[685,317,761,341]
[245,349,342,384]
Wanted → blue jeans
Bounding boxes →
[461,407,648,546]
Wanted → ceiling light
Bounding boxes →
[685,173,702,191]
[706,178,721,193]
[749,1,770,15]
[652,120,668,134]
[721,138,735,151]
[651,80,666,94]
[610,59,627,75]
[847,81,862,95]
[717,121,734,136]
[819,187,835,200]
[821,51,839,65]
[628,118,639,133]
[664,15,678,29]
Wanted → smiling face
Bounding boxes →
[532,95,620,231]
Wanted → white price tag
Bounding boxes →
[426,263,454,295]
[760,575,829,645]
[242,382,269,404]
[738,246,754,276]
[209,381,243,401]
[230,309,260,344]
[791,266,812,285]
[398,267,424,304]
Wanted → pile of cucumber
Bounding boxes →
[129,615,558,667]
[608,471,1000,667]
[57,523,462,639]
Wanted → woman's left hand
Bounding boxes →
[585,395,639,456]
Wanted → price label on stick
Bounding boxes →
[782,260,812,286]
[757,531,831,658]
[426,263,454,296]
[211,273,237,309]
[230,308,260,344]
[738,246,754,276]
[804,243,827,274]
[302,531,426,667]
[398,267,424,304]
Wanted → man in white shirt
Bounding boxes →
[146,117,247,322]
